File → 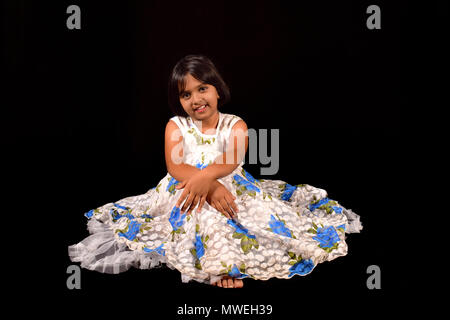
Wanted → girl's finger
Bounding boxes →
[214,201,229,219]
[221,199,234,219]
[196,196,207,213]
[211,202,220,214]
[176,189,189,208]
[220,199,234,219]
[187,195,200,215]
[227,197,239,214]
[181,193,195,213]
[226,191,237,204]
[175,180,186,189]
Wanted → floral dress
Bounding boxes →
[68,112,363,284]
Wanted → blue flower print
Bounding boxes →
[309,198,340,215]
[227,219,256,239]
[227,219,259,254]
[309,198,330,211]
[84,209,94,219]
[228,264,249,279]
[194,233,205,259]
[233,175,260,193]
[242,169,259,184]
[190,225,210,269]
[312,226,340,249]
[118,220,142,241]
[268,215,293,238]
[195,162,209,170]
[110,208,135,222]
[143,243,165,256]
[169,206,186,231]
[110,203,136,222]
[220,262,252,279]
[140,214,153,220]
[167,177,180,194]
[337,224,346,232]
[289,259,315,277]
[281,183,297,201]
[113,203,128,211]
[332,206,343,214]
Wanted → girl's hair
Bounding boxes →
[168,54,231,117]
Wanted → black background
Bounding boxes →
[3,0,444,317]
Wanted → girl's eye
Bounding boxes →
[180,86,207,99]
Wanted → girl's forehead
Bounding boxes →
[178,73,207,92]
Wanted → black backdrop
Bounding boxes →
[3,0,431,317]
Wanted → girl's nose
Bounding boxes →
[192,92,204,106]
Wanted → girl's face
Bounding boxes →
[178,73,220,121]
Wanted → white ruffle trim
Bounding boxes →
[68,219,170,274]
[343,209,363,233]
[181,273,225,285]
[69,220,228,284]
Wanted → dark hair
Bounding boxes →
[168,54,231,117]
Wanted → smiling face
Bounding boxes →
[178,73,220,121]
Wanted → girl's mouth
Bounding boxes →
[195,104,208,113]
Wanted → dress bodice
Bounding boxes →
[169,112,243,168]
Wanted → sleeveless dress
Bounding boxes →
[68,112,362,284]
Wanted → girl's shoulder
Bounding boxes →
[219,112,245,128]
[218,113,246,137]
[169,115,190,132]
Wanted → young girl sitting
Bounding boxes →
[68,54,362,288]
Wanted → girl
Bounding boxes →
[69,54,362,289]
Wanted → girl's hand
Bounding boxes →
[175,171,214,214]
[206,181,239,219]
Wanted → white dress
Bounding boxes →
[68,112,362,284]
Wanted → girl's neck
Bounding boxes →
[192,111,220,134]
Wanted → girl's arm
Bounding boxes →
[165,120,201,181]
[201,120,249,180]
[165,120,216,213]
